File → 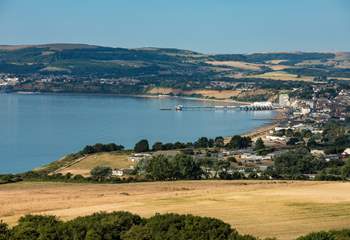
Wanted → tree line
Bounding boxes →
[1,211,349,240]
[134,135,252,153]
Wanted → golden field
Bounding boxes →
[147,87,241,99]
[249,71,314,82]
[1,181,350,240]
[56,152,133,176]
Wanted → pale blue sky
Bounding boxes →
[0,0,349,53]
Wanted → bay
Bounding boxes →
[0,93,275,173]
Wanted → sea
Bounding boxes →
[0,93,275,173]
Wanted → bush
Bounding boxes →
[297,231,335,240]
[123,213,236,240]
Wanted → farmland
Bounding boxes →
[1,180,350,240]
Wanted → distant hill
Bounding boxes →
[0,43,349,95]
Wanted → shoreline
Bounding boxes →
[242,108,287,139]
[9,90,251,106]
[11,90,280,140]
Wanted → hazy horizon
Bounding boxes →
[0,0,349,54]
[0,42,349,55]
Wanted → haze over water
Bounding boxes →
[0,93,274,173]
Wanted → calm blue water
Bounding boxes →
[0,93,274,173]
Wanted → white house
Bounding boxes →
[112,169,124,177]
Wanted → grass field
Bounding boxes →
[206,61,263,71]
[250,71,314,82]
[147,87,241,99]
[1,181,350,239]
[57,152,133,176]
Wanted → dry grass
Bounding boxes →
[147,87,182,95]
[265,60,288,65]
[147,87,241,99]
[207,61,263,71]
[250,71,314,82]
[207,60,291,71]
[1,181,350,240]
[58,152,133,176]
[269,65,292,71]
[187,89,241,99]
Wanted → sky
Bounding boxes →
[0,0,349,53]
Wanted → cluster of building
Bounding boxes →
[0,74,19,86]
[279,85,350,122]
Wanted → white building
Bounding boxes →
[279,94,290,107]
[112,169,124,176]
[253,101,272,107]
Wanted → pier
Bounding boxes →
[161,102,275,111]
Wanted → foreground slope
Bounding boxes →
[1,180,350,240]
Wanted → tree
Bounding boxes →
[11,215,62,240]
[90,166,112,181]
[123,213,236,240]
[172,155,203,180]
[65,211,142,240]
[152,142,163,151]
[0,222,10,240]
[214,136,225,148]
[297,231,335,240]
[254,138,265,151]
[226,136,252,149]
[273,148,316,176]
[134,139,150,153]
[81,143,124,154]
[194,137,209,148]
[214,160,231,178]
[145,155,174,180]
[285,128,294,137]
[287,137,299,145]
[341,158,350,179]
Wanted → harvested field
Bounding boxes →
[1,181,350,240]
[206,61,263,71]
[57,152,133,176]
[250,71,314,82]
[147,87,241,99]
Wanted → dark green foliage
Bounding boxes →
[0,222,10,240]
[0,174,22,184]
[142,154,203,180]
[3,211,350,240]
[90,166,112,181]
[297,231,336,240]
[254,138,265,151]
[64,212,142,240]
[123,213,237,240]
[315,171,343,181]
[134,139,150,153]
[81,143,124,154]
[2,211,264,240]
[151,141,189,151]
[341,158,350,179]
[287,137,300,145]
[215,136,225,148]
[194,137,211,148]
[144,155,174,180]
[219,171,245,180]
[11,215,63,240]
[152,142,163,151]
[273,148,325,176]
[226,136,252,149]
